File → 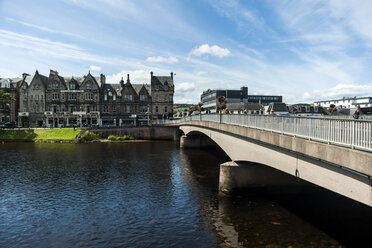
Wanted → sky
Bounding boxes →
[1,0,372,104]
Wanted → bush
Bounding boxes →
[79,131,101,142]
[107,134,135,141]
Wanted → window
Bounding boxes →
[35,106,39,113]
[35,95,39,100]
[164,95,167,102]
[52,82,59,90]
[113,105,116,112]
[113,95,116,101]
[126,105,131,113]
[125,94,132,101]
[41,95,43,100]
[103,105,109,113]
[164,85,168,91]
[70,83,75,90]
[86,83,92,90]
[85,94,93,100]
[52,94,60,100]
[155,106,158,113]
[62,94,64,100]
[140,94,147,101]
[23,107,27,112]
[155,95,159,102]
[30,95,33,101]
[104,94,108,101]
[140,105,147,113]
[68,94,77,100]
[164,106,167,113]
[22,84,27,89]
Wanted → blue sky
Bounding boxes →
[1,0,372,104]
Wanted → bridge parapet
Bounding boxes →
[160,114,372,152]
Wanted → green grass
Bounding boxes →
[0,128,81,141]
[107,134,135,141]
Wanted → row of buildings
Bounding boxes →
[1,70,174,127]
[199,86,372,116]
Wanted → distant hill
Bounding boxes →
[174,103,194,109]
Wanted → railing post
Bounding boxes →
[352,120,355,149]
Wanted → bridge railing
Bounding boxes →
[158,114,372,152]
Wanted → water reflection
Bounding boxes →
[0,142,370,247]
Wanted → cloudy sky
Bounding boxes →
[1,0,372,104]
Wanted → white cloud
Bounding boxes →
[176,82,195,92]
[146,56,178,64]
[302,83,372,102]
[190,44,230,58]
[89,65,101,71]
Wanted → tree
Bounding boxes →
[0,90,15,117]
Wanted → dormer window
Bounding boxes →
[1,79,10,88]
[22,84,27,90]
[52,82,59,90]
[70,82,75,90]
[164,85,168,91]
[113,95,116,101]
[86,83,92,90]
[34,84,39,90]
[104,94,108,101]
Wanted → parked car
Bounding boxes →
[0,122,16,129]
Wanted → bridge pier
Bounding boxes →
[180,135,217,149]
[219,161,309,195]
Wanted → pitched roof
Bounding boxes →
[152,75,173,87]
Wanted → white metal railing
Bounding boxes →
[158,114,372,152]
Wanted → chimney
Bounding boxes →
[170,72,173,80]
[100,73,106,85]
[150,71,153,77]
[50,69,58,76]
[127,74,130,83]
[22,73,29,78]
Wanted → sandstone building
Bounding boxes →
[17,70,174,127]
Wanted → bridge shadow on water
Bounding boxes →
[181,143,371,248]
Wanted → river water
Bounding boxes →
[0,142,371,247]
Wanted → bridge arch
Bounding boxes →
[179,124,372,206]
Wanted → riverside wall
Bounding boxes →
[89,126,180,141]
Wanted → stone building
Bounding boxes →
[18,71,48,127]
[150,71,174,120]
[0,77,21,124]
[17,70,174,127]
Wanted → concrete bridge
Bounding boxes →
[162,115,372,207]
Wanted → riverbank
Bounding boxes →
[0,129,140,143]
[0,128,81,142]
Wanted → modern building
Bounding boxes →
[201,87,248,113]
[18,70,174,127]
[314,96,372,109]
[247,95,282,106]
[0,77,22,123]
[201,86,282,112]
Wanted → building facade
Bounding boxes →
[201,86,282,113]
[314,97,372,109]
[0,77,21,124]
[17,70,174,127]
[247,95,282,106]
[201,87,248,113]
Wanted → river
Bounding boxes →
[0,142,370,247]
